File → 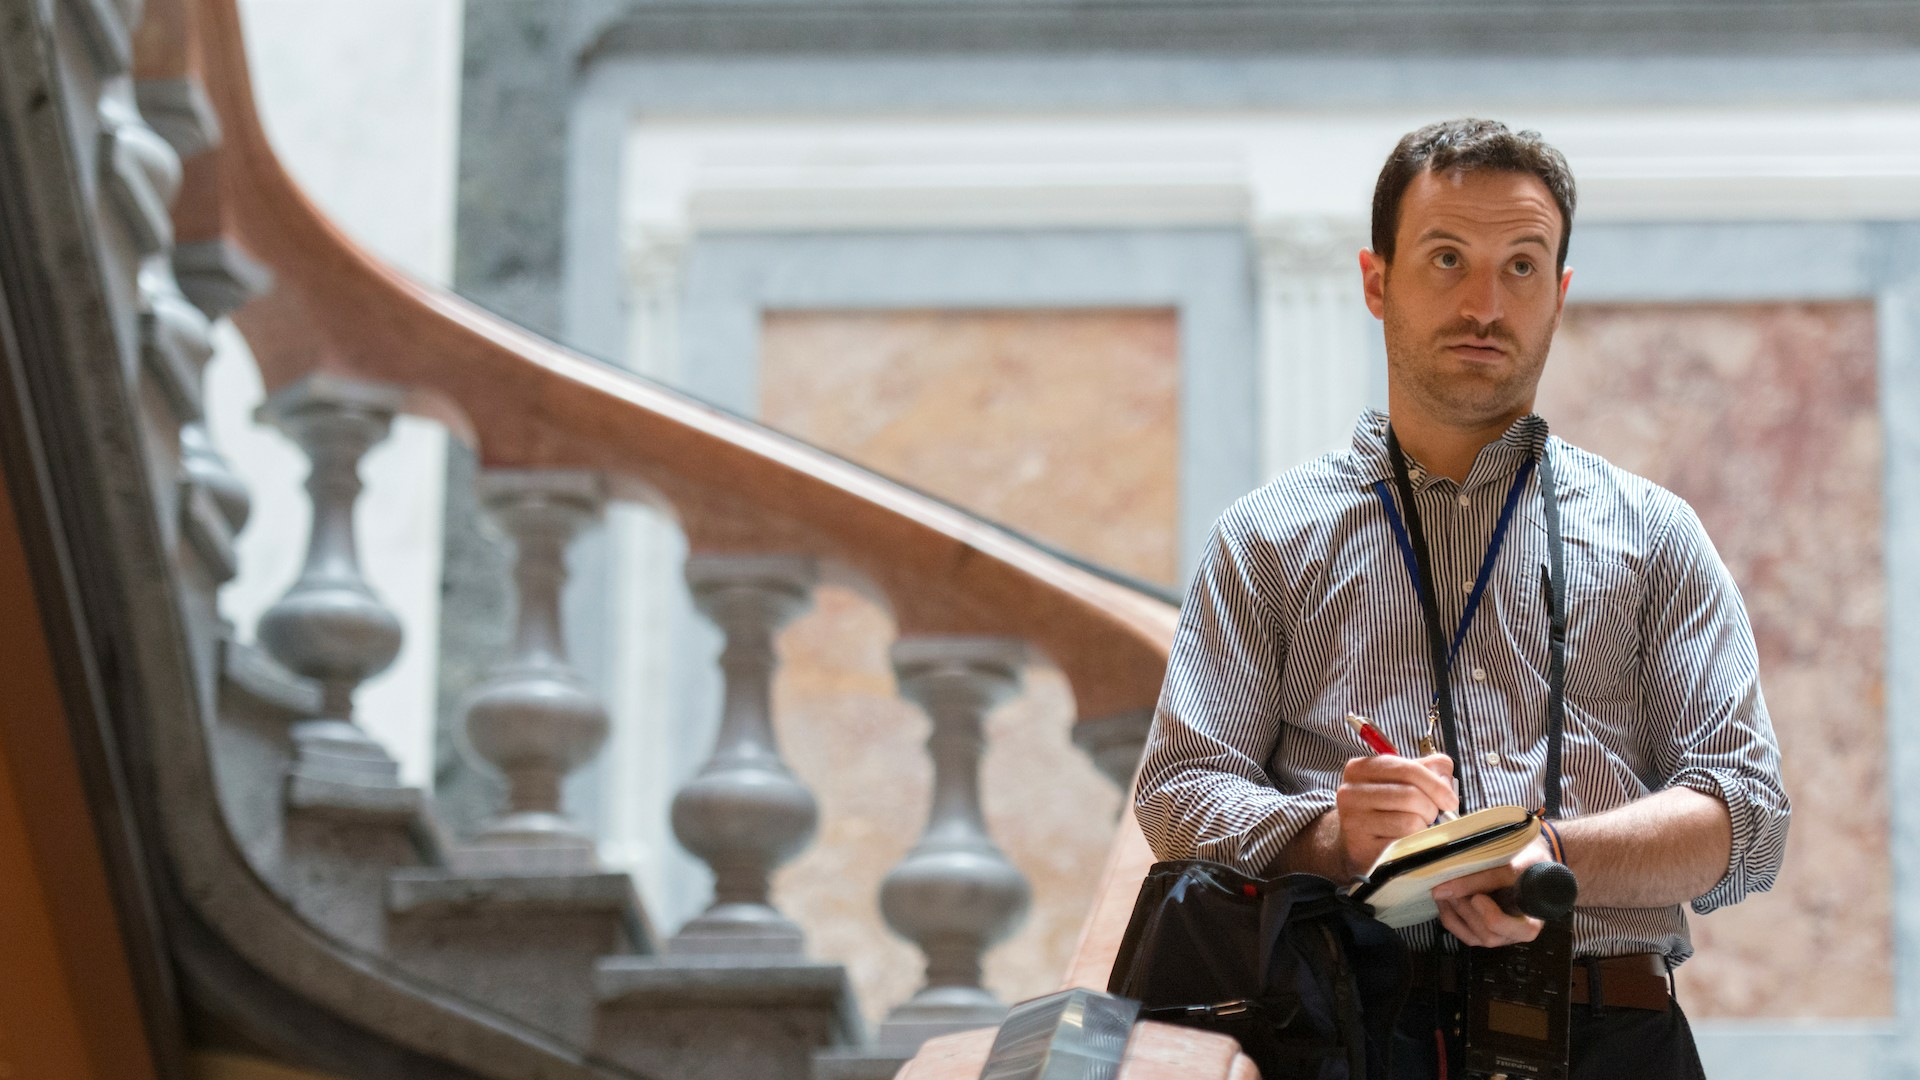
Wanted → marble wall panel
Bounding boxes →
[757,309,1179,1025]
[1539,301,1887,1018]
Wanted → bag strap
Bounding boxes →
[1539,443,1567,820]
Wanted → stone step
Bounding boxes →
[594,956,862,1080]
[386,869,652,1048]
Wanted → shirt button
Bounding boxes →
[1484,751,1502,766]
[1458,494,1471,507]
[1461,581,1473,594]
[1472,667,1487,682]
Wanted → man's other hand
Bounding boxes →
[1430,835,1553,947]
[1334,752,1458,877]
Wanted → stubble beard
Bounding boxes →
[1382,299,1554,432]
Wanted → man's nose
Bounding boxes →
[1458,266,1504,328]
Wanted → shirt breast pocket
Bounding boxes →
[1562,560,1641,703]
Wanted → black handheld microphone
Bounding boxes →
[1514,861,1579,921]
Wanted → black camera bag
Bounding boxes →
[1108,860,1411,1079]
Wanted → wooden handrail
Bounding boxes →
[180,0,1192,1071]
[183,0,1176,727]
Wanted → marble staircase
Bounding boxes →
[196,370,1089,1077]
[3,0,1198,1075]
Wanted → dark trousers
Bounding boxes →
[1390,990,1708,1079]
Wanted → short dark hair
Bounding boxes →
[1371,118,1577,273]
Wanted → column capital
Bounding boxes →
[1254,215,1370,277]
[621,221,691,291]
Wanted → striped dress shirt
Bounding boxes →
[1135,408,1790,963]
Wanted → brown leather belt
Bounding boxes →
[1571,953,1671,1010]
[1409,952,1671,1011]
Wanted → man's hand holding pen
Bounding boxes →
[1335,711,1549,947]
[1333,751,1458,878]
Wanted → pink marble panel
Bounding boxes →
[757,309,1179,1026]
[1539,301,1887,1018]
[758,308,1181,586]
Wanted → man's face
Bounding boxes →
[1362,168,1573,432]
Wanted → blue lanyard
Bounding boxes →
[1372,458,1535,711]
[1372,427,1568,821]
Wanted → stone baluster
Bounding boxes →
[181,420,251,534]
[458,470,610,874]
[1070,708,1156,794]
[668,555,820,956]
[875,637,1032,1052]
[255,376,409,803]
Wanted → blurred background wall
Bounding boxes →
[205,0,1920,1072]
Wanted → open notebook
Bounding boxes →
[1347,805,1540,928]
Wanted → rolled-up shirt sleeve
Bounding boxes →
[1134,513,1328,874]
[1640,500,1791,914]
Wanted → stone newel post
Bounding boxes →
[669,555,820,956]
[876,636,1032,1051]
[255,375,407,798]
[460,470,610,873]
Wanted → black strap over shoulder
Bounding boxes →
[1539,443,1567,819]
[1383,428,1568,820]
[1384,429,1474,805]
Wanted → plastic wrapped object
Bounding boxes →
[977,987,1140,1080]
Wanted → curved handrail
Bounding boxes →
[181,0,1186,1072]
[183,0,1176,726]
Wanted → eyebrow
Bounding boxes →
[1416,228,1553,252]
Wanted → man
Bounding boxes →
[1134,118,1789,1078]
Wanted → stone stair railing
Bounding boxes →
[71,0,1268,1076]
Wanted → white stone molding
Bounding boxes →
[622,108,1920,240]
[1255,216,1375,478]
[668,554,821,956]
[459,469,611,874]
[876,636,1032,1052]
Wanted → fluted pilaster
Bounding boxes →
[1256,216,1374,478]
[875,636,1031,1051]
[459,470,609,874]
[255,375,408,807]
[668,554,819,956]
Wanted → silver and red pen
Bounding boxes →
[1344,712,1459,822]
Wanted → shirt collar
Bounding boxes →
[1350,407,1551,491]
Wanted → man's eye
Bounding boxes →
[1512,259,1535,277]
[1434,251,1460,269]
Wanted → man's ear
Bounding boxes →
[1553,265,1573,328]
[1361,248,1387,320]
